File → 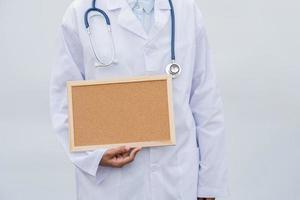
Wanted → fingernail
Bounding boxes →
[125,146,130,151]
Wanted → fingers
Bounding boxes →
[129,147,142,160]
[101,146,142,168]
[106,146,131,157]
[122,150,130,158]
[110,147,142,168]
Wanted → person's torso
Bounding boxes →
[71,0,200,199]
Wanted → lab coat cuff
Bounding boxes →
[94,149,110,184]
[71,148,109,184]
[87,149,107,177]
[197,186,229,198]
[95,165,111,184]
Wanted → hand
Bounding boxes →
[100,146,142,168]
[198,198,215,200]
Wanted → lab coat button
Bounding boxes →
[150,164,160,172]
[144,47,150,53]
[144,45,155,53]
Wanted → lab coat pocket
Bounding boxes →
[95,166,121,187]
[118,152,147,200]
[156,164,183,200]
[177,146,200,199]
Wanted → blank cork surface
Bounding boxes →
[67,75,175,151]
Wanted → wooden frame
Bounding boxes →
[67,75,175,152]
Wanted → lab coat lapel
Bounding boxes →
[148,0,171,41]
[117,2,148,39]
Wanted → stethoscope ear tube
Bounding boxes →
[87,24,116,67]
[84,7,116,67]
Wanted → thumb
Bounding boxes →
[129,147,142,159]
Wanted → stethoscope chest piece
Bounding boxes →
[166,62,181,79]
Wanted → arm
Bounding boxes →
[49,5,107,183]
[50,5,141,181]
[190,3,229,198]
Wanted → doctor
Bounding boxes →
[50,0,228,199]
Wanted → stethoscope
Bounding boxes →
[84,0,181,78]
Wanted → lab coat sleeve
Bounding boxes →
[189,4,229,198]
[49,4,108,183]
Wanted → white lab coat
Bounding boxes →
[49,0,228,199]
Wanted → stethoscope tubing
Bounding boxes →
[84,7,110,29]
[168,0,176,61]
[84,0,181,77]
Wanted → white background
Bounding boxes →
[0,0,299,199]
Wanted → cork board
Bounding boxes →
[67,75,175,152]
